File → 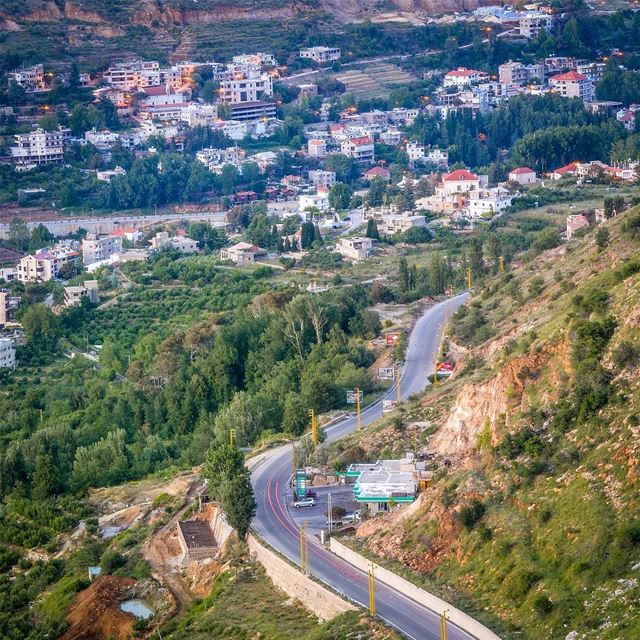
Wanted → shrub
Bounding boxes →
[459,499,486,531]
[100,549,126,574]
[532,594,554,617]
[508,569,542,599]
[612,340,640,369]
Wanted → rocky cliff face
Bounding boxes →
[3,0,501,27]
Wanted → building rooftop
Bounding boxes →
[177,521,216,549]
[551,71,588,82]
[443,169,478,181]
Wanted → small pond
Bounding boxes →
[120,599,155,619]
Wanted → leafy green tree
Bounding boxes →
[366,218,380,240]
[300,221,316,249]
[595,226,610,250]
[8,218,30,251]
[22,304,61,352]
[218,471,256,539]
[202,443,245,501]
[328,182,352,210]
[366,177,387,206]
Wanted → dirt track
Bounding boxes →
[141,484,200,618]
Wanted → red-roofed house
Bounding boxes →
[363,166,391,182]
[508,167,538,185]
[550,71,594,102]
[443,67,489,88]
[550,163,578,180]
[442,169,480,196]
[341,136,375,163]
[109,227,142,243]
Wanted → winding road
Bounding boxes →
[251,293,473,640]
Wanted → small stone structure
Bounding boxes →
[177,521,217,561]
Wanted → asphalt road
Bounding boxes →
[251,293,473,640]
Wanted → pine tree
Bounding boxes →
[366,218,380,240]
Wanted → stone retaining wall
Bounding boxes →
[248,534,356,622]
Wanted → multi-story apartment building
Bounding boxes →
[550,71,595,103]
[232,53,277,67]
[341,136,375,163]
[220,70,273,104]
[498,60,545,85]
[0,338,16,371]
[307,139,327,158]
[82,234,123,266]
[227,101,276,122]
[10,127,70,166]
[308,170,336,188]
[102,60,198,91]
[8,64,47,91]
[180,103,219,127]
[519,12,554,38]
[576,62,607,83]
[299,47,341,64]
[16,247,79,282]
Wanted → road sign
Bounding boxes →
[295,469,307,499]
[385,333,400,346]
[346,389,364,404]
[382,399,397,414]
[378,367,395,380]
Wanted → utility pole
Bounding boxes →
[499,255,505,273]
[467,267,472,291]
[292,444,297,479]
[355,387,361,432]
[229,429,236,447]
[396,367,401,404]
[309,409,318,446]
[368,564,376,617]
[440,611,448,640]
[433,353,438,385]
[327,493,332,532]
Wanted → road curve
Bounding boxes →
[251,293,472,640]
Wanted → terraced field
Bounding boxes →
[334,62,417,98]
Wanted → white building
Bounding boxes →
[381,213,426,236]
[0,338,16,371]
[220,242,266,265]
[443,67,489,88]
[406,142,425,162]
[196,146,246,174]
[8,64,46,91]
[468,188,513,219]
[299,47,341,64]
[85,129,121,152]
[64,280,99,306]
[308,170,336,188]
[232,53,277,67]
[341,136,375,163]
[11,127,70,167]
[149,231,199,254]
[508,167,538,185]
[220,70,273,104]
[307,139,327,158]
[299,189,330,213]
[336,237,373,262]
[498,60,545,86]
[180,103,219,127]
[96,166,126,182]
[16,247,79,283]
[550,71,594,103]
[82,234,122,266]
[519,12,554,38]
[441,169,481,196]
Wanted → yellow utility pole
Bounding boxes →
[396,367,401,404]
[229,429,236,447]
[499,255,505,273]
[368,565,376,617]
[433,354,438,385]
[355,387,361,432]
[309,409,318,446]
[292,444,297,477]
[467,267,472,291]
[440,611,448,640]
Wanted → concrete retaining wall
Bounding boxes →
[248,534,356,622]
[207,505,234,550]
[330,538,501,640]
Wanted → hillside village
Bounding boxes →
[2,2,640,640]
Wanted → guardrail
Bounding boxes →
[330,538,502,640]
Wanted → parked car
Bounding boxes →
[294,497,317,508]
[343,511,360,523]
[306,490,318,499]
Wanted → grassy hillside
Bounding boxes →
[330,204,640,639]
